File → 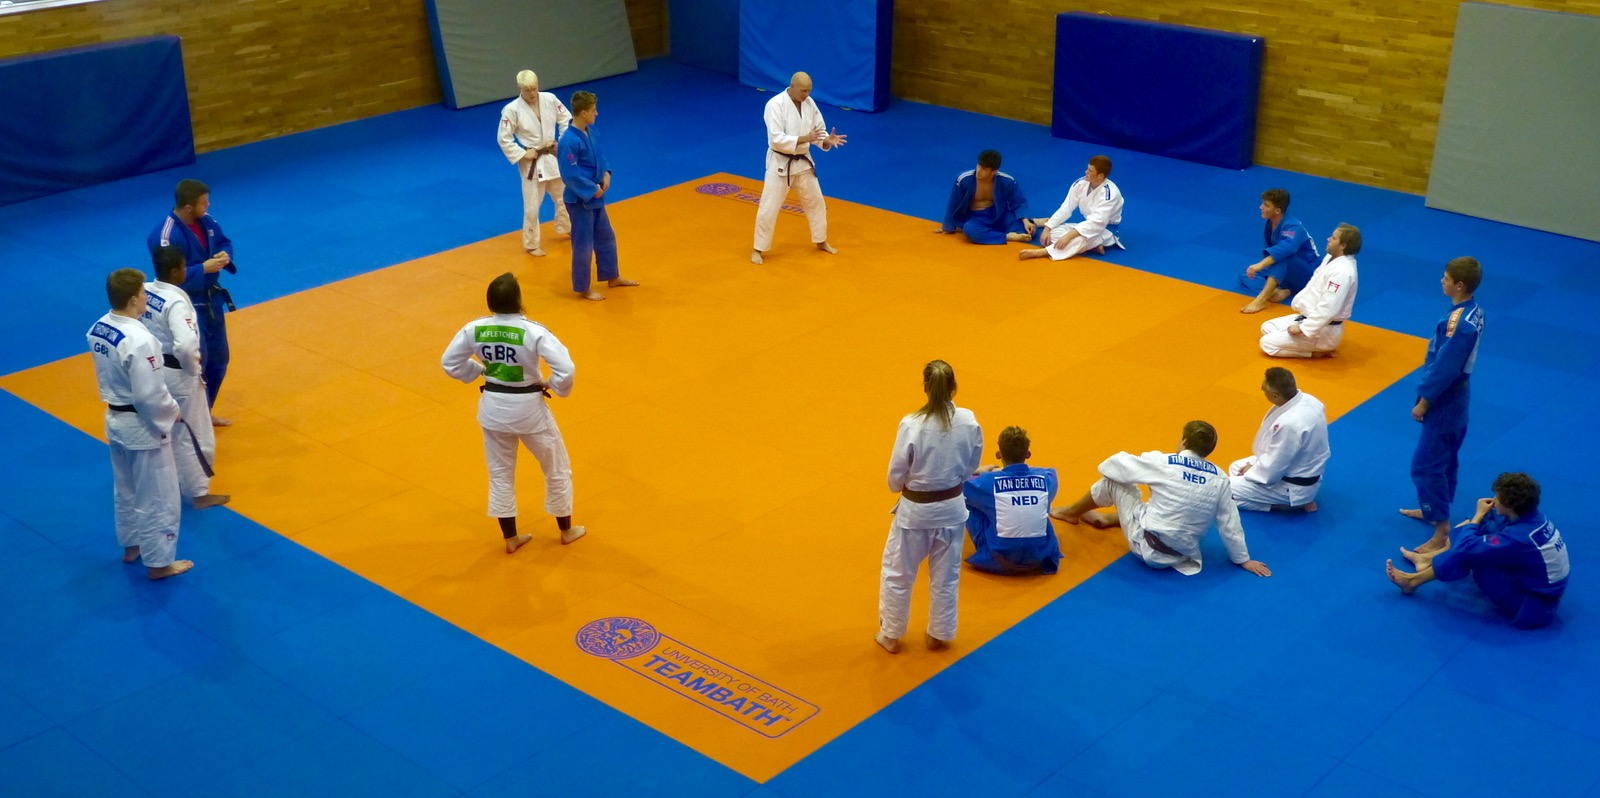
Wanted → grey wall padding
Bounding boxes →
[428,0,638,109]
[1426,3,1600,243]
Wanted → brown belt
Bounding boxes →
[1143,530,1181,557]
[901,484,963,503]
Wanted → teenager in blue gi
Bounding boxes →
[1388,472,1568,629]
[1402,257,1484,556]
[557,91,639,301]
[963,426,1061,575]
[147,179,235,417]
[1240,188,1321,314]
[937,150,1036,245]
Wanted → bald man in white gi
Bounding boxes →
[91,268,192,580]
[1051,421,1271,577]
[499,70,573,257]
[142,246,228,510]
[751,71,846,264]
[1019,155,1124,261]
[1259,223,1360,358]
[1229,367,1330,513]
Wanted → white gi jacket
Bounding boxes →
[887,405,983,529]
[763,92,827,179]
[499,93,572,183]
[1241,392,1330,505]
[441,313,574,435]
[1291,254,1358,340]
[1044,177,1124,246]
[1100,449,1249,574]
[140,281,202,382]
[89,313,180,450]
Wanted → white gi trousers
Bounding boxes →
[1091,477,1187,572]
[483,427,573,518]
[1228,457,1320,511]
[878,522,963,641]
[1259,316,1342,358]
[110,441,182,568]
[520,162,570,252]
[167,371,214,499]
[753,167,827,252]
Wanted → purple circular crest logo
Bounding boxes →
[575,617,659,660]
[695,182,741,196]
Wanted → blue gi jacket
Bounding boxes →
[1432,509,1568,599]
[963,463,1062,575]
[1418,299,1484,404]
[558,124,611,209]
[1263,215,1320,290]
[147,212,235,300]
[942,171,1028,233]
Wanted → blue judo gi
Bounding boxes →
[148,212,235,407]
[557,123,619,294]
[942,170,1034,245]
[1432,508,1568,629]
[1240,214,1319,296]
[962,464,1062,575]
[1412,298,1484,523]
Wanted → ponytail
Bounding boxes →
[915,360,957,430]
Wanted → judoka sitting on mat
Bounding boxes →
[963,426,1062,575]
[936,150,1036,245]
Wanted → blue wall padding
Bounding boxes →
[670,0,739,76]
[0,36,194,207]
[1052,13,1263,170]
[738,0,893,112]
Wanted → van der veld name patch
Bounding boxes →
[576,617,819,738]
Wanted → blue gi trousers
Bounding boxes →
[1240,258,1310,297]
[566,202,619,293]
[1471,568,1560,629]
[959,207,1034,245]
[1411,382,1469,523]
[196,293,229,407]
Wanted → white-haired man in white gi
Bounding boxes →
[1051,421,1271,577]
[751,71,846,265]
[141,246,229,510]
[91,268,193,580]
[442,272,585,552]
[1019,154,1124,261]
[1230,367,1330,513]
[1259,223,1360,358]
[499,70,572,257]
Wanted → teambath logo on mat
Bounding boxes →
[576,617,819,738]
[694,182,804,216]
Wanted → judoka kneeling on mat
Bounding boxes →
[963,426,1061,575]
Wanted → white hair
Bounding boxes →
[516,70,539,89]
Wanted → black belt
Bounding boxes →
[1283,474,1321,486]
[163,354,181,369]
[1143,530,1181,557]
[482,383,552,397]
[192,285,237,315]
[1293,315,1342,326]
[770,148,816,186]
[108,404,135,413]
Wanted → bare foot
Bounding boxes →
[123,546,141,563]
[191,494,230,509]
[874,633,899,654]
[1412,540,1448,557]
[1399,546,1427,566]
[1398,508,1425,521]
[560,525,587,545]
[148,560,195,580]
[1310,349,1338,359]
[925,634,951,652]
[1018,248,1048,260]
[607,278,639,288]
[527,248,546,257]
[751,250,764,264]
[816,242,838,254]
[1005,232,1032,242]
[578,291,605,301]
[1081,509,1120,529]
[1240,299,1269,314]
[1270,288,1291,303]
[505,534,532,554]
[1302,502,1318,513]
[1386,559,1419,595]
[1048,506,1082,524]
[211,416,232,427]
[1095,245,1106,255]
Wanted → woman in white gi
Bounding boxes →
[442,273,584,552]
[1259,224,1360,358]
[499,70,572,257]
[877,360,983,653]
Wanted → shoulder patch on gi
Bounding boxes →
[1446,308,1464,337]
[1283,229,1296,239]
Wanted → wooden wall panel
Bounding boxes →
[0,0,666,153]
[889,0,1600,193]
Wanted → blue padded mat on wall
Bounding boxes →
[739,0,893,112]
[670,0,739,76]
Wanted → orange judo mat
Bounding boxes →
[1,173,1425,781]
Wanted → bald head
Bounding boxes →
[786,71,813,104]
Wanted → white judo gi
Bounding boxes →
[89,313,182,568]
[880,405,983,641]
[1229,391,1330,511]
[499,92,573,252]
[442,313,575,519]
[1090,449,1250,576]
[753,92,830,253]
[141,280,214,500]
[1259,254,1358,357]
[1040,177,1124,260]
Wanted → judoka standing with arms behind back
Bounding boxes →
[751,71,846,265]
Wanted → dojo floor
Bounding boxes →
[3,59,1600,797]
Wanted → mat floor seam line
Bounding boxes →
[1029,685,1167,797]
[53,715,160,797]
